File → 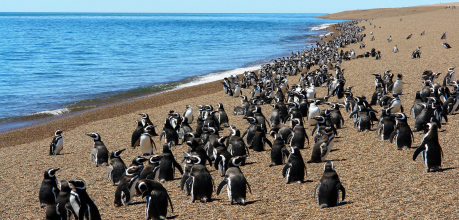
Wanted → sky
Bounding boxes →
[0,0,453,13]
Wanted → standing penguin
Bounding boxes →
[160,118,179,145]
[68,179,101,220]
[314,161,346,208]
[106,149,127,186]
[389,113,414,150]
[138,179,174,220]
[249,125,272,152]
[133,125,157,156]
[131,120,144,148]
[184,155,214,203]
[308,128,335,163]
[114,165,143,207]
[39,168,60,208]
[56,180,75,219]
[413,122,444,172]
[49,130,64,155]
[226,126,249,165]
[308,100,320,125]
[282,146,307,184]
[216,103,230,129]
[139,113,159,136]
[158,142,184,183]
[217,156,252,205]
[183,104,194,124]
[139,155,163,180]
[86,133,109,167]
[289,118,309,149]
[269,132,287,167]
[392,74,403,95]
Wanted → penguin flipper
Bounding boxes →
[337,183,346,201]
[319,142,328,158]
[180,175,188,190]
[214,155,222,170]
[160,131,165,141]
[311,125,318,136]
[167,193,174,213]
[282,163,291,177]
[246,180,252,194]
[242,130,248,138]
[133,139,140,149]
[106,165,113,180]
[264,138,272,149]
[185,177,193,194]
[173,159,183,175]
[216,179,228,195]
[313,182,321,199]
[413,144,426,161]
[389,130,397,143]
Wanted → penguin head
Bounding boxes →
[313,116,325,123]
[230,156,247,167]
[138,181,150,198]
[217,103,224,110]
[185,139,200,149]
[168,112,180,119]
[59,180,71,192]
[185,155,201,165]
[135,120,143,127]
[217,136,229,145]
[54,130,64,136]
[324,161,335,172]
[68,179,86,190]
[397,73,403,80]
[290,146,301,155]
[246,117,257,124]
[45,168,60,178]
[292,118,302,127]
[426,122,438,131]
[112,149,126,158]
[132,156,147,165]
[394,113,407,121]
[86,133,101,141]
[208,127,217,135]
[125,165,142,176]
[138,113,149,119]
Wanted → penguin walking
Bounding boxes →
[183,104,194,124]
[389,113,414,150]
[106,149,127,186]
[49,130,64,155]
[216,103,230,129]
[86,133,109,167]
[68,179,101,220]
[314,161,346,208]
[184,155,214,203]
[413,122,443,172]
[217,156,252,205]
[158,143,184,183]
[138,179,174,220]
[39,168,60,208]
[114,165,143,207]
[133,125,157,156]
[282,146,307,184]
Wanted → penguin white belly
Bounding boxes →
[393,81,403,94]
[69,193,80,217]
[184,109,193,123]
[308,107,320,125]
[307,89,315,100]
[391,101,401,113]
[54,138,63,154]
[139,135,153,155]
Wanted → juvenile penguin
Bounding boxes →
[39,168,60,208]
[138,179,174,220]
[49,130,64,155]
[133,125,157,156]
[413,122,443,172]
[158,142,184,183]
[114,165,143,207]
[184,155,214,203]
[389,113,414,150]
[314,161,346,208]
[217,156,252,205]
[282,146,307,184]
[106,149,127,186]
[68,180,101,219]
[86,133,109,167]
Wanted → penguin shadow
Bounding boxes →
[166,215,179,219]
[128,201,146,206]
[302,180,314,183]
[337,201,352,207]
[433,167,455,172]
[330,149,340,152]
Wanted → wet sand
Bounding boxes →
[2,4,459,219]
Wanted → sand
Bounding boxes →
[2,4,459,219]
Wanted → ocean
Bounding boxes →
[0,13,345,132]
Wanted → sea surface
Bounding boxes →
[0,13,345,132]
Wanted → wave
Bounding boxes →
[310,23,336,31]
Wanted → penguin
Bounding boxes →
[106,149,127,186]
[393,45,398,53]
[308,128,334,163]
[158,142,184,183]
[216,103,230,129]
[242,116,258,146]
[39,168,60,208]
[269,132,287,167]
[269,103,282,128]
[376,108,396,141]
[139,113,159,136]
[160,118,179,145]
[282,146,307,184]
[180,152,194,193]
[389,113,414,150]
[86,133,109,167]
[133,125,157,156]
[56,180,75,219]
[314,161,346,208]
[387,36,392,42]
[389,95,403,113]
[138,179,174,220]
[183,104,194,124]
[139,154,162,180]
[329,103,345,129]
[308,100,320,125]
[442,42,452,49]
[392,74,403,95]
[131,120,144,148]
[410,91,424,118]
[213,138,232,177]
[217,156,252,205]
[226,126,249,165]
[184,155,214,203]
[49,130,64,155]
[249,124,272,152]
[45,203,62,220]
[289,118,309,149]
[114,165,143,207]
[233,83,242,98]
[441,31,446,39]
[68,179,101,220]
[413,122,443,172]
[186,139,213,166]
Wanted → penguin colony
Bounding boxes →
[37,18,458,219]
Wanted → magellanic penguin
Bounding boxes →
[131,120,144,148]
[68,179,101,220]
[308,100,320,126]
[269,132,287,167]
[160,118,179,145]
[56,180,75,219]
[183,104,194,124]
[216,103,230,129]
[139,113,159,136]
[138,179,174,220]
[39,168,60,208]
[249,124,272,152]
[184,155,214,203]
[282,146,307,184]
[158,142,184,183]
[308,128,335,163]
[217,156,252,205]
[139,155,163,180]
[86,133,109,167]
[413,122,444,172]
[389,113,414,150]
[45,203,62,220]
[392,74,403,95]
[226,126,249,165]
[314,161,346,208]
[114,165,143,207]
[106,149,127,186]
[49,130,64,155]
[133,125,157,156]
[289,118,309,149]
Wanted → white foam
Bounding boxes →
[173,65,262,90]
[310,23,336,31]
[30,108,70,116]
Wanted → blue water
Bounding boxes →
[0,13,344,131]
